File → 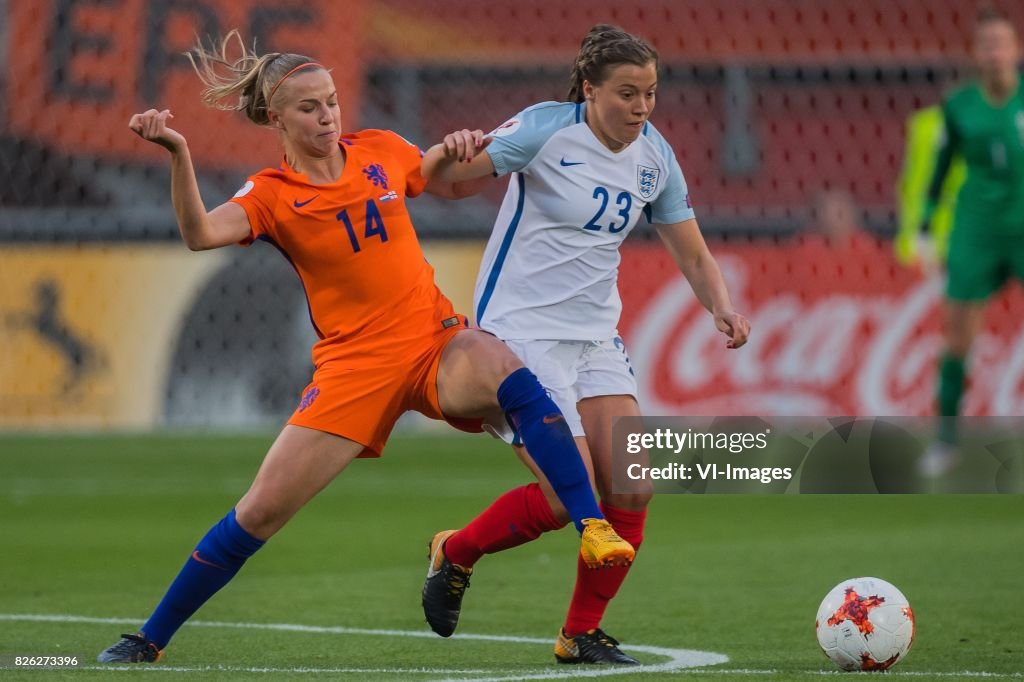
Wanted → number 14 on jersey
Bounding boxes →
[337,200,389,253]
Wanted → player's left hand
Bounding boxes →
[714,310,751,349]
[442,129,491,162]
[915,234,941,273]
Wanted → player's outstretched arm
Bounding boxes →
[128,109,251,250]
[422,128,496,198]
[656,218,751,349]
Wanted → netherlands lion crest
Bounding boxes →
[637,165,660,199]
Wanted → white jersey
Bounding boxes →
[474,101,694,340]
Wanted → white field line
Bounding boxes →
[3,614,1018,680]
[0,612,726,679]
[664,670,1023,679]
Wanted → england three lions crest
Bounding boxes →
[637,165,660,199]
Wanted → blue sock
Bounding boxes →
[141,509,265,648]
[498,367,602,533]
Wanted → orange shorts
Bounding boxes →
[287,291,483,457]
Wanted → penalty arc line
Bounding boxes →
[74,665,497,675]
[0,613,728,680]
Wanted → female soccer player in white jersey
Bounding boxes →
[420,25,751,664]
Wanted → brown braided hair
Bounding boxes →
[567,24,659,103]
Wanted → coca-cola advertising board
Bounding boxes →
[618,237,1024,417]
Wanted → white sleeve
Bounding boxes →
[486,102,576,176]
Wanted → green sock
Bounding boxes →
[937,354,966,444]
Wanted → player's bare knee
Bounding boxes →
[480,348,525,400]
[945,335,973,357]
[235,498,288,539]
[602,489,653,511]
[595,471,652,508]
[492,351,525,386]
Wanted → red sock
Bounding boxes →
[444,483,567,568]
[563,502,647,637]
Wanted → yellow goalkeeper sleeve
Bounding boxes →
[895,105,965,265]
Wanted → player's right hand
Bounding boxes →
[441,128,490,163]
[128,109,186,152]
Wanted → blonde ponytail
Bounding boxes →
[186,30,321,125]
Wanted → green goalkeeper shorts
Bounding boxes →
[946,227,1024,301]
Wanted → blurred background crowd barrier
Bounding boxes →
[3,0,1024,429]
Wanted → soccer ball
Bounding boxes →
[815,577,915,671]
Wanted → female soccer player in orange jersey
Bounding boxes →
[96,32,633,664]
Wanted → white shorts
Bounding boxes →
[491,337,638,443]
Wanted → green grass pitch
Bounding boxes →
[0,433,1022,680]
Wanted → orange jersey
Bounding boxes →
[230,129,450,366]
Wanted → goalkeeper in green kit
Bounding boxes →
[917,6,1024,476]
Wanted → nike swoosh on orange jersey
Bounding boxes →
[293,194,319,208]
[542,414,564,424]
[191,550,227,570]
